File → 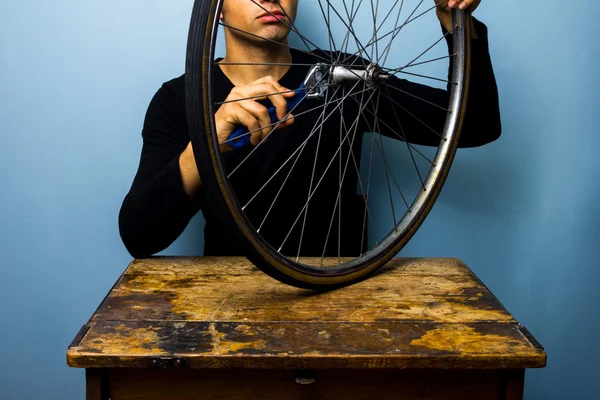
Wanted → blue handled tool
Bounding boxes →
[227,64,328,149]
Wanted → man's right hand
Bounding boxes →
[215,75,296,152]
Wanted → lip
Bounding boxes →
[257,10,286,20]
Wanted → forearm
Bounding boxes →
[455,18,501,147]
[179,142,203,201]
[119,153,201,258]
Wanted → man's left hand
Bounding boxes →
[436,0,481,34]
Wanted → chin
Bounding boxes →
[259,27,290,43]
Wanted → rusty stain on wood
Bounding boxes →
[67,257,546,370]
[411,325,535,354]
[83,324,164,354]
[209,322,268,354]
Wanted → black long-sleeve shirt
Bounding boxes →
[119,19,501,258]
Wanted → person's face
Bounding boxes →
[221,0,298,44]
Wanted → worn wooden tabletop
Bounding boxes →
[67,257,546,370]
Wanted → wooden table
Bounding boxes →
[67,257,546,399]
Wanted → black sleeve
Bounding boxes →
[364,17,501,148]
[118,79,202,258]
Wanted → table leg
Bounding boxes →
[501,369,525,400]
[86,369,109,400]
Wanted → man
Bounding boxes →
[119,0,500,258]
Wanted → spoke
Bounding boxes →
[296,79,335,261]
[376,83,446,140]
[338,85,345,263]
[322,78,378,248]
[344,0,404,65]
[327,1,336,58]
[256,123,320,234]
[373,130,410,209]
[361,91,410,210]
[393,70,456,84]
[387,26,456,73]
[242,81,367,211]
[371,0,383,65]
[218,22,333,65]
[369,0,379,62]
[338,84,344,263]
[380,0,425,66]
[353,0,406,67]
[380,81,449,112]
[361,132,377,256]
[325,0,371,65]
[343,0,445,65]
[336,0,364,62]
[320,84,367,264]
[374,0,382,63]
[338,0,370,64]
[383,85,426,189]
[341,0,371,67]
[373,0,404,44]
[278,88,379,253]
[215,81,339,106]
[348,94,435,165]
[373,89,401,222]
[394,1,445,44]
[316,0,338,61]
[340,119,377,254]
[373,0,379,62]
[382,53,456,71]
[384,0,445,52]
[342,0,421,65]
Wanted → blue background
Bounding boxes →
[1,1,599,399]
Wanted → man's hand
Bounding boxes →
[436,0,481,34]
[215,75,296,152]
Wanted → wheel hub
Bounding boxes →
[331,63,390,86]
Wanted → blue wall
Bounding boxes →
[1,1,598,399]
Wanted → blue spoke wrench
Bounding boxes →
[227,63,328,149]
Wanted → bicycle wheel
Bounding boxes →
[186,0,471,289]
